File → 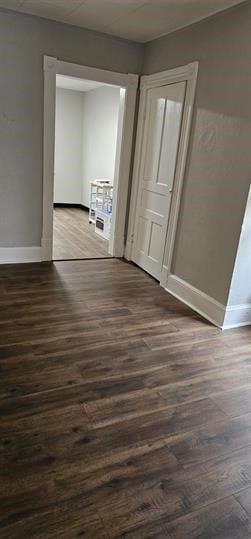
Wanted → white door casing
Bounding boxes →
[42,56,138,261]
[131,81,186,280]
[126,62,198,288]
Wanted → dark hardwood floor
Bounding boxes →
[1,258,251,538]
[53,207,112,260]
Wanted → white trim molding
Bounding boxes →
[166,274,225,328]
[0,247,42,264]
[223,303,251,330]
[140,62,198,90]
[125,61,198,275]
[42,56,139,261]
[42,56,56,261]
[166,273,251,330]
[160,63,198,288]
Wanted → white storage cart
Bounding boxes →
[95,209,112,240]
[89,180,113,240]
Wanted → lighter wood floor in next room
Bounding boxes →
[53,207,112,260]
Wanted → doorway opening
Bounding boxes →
[42,57,138,262]
[53,75,121,260]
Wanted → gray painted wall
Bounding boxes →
[0,8,143,248]
[1,1,250,309]
[144,1,251,305]
[54,88,84,204]
[82,86,120,207]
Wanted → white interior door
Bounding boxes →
[131,81,186,280]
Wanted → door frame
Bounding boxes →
[125,62,198,288]
[42,55,138,261]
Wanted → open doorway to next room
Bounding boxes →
[53,75,121,260]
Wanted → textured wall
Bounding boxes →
[82,86,120,207]
[54,88,84,204]
[144,1,251,304]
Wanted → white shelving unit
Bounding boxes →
[89,180,113,240]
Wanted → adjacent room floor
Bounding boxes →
[53,207,112,260]
[1,258,251,538]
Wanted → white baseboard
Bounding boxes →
[166,274,225,328]
[0,247,42,264]
[166,274,251,330]
[223,303,251,329]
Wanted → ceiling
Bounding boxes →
[56,75,105,92]
[0,0,246,43]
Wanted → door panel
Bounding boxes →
[143,97,166,181]
[132,81,186,280]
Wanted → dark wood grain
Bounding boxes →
[0,258,251,538]
[122,496,251,538]
[235,487,251,517]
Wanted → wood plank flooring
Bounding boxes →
[53,207,112,260]
[1,258,251,538]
